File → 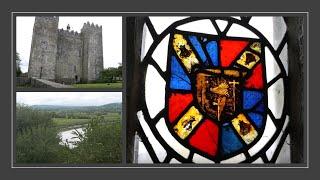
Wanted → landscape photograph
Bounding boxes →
[15,92,122,164]
[16,16,122,89]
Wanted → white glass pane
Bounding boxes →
[169,158,181,164]
[220,153,246,163]
[152,35,170,71]
[279,43,289,75]
[149,16,189,34]
[176,19,218,35]
[266,116,289,160]
[252,157,264,164]
[249,17,274,47]
[231,16,241,20]
[156,118,190,159]
[141,23,154,61]
[137,111,167,162]
[273,17,287,50]
[275,134,291,163]
[145,65,166,118]
[226,23,259,39]
[193,153,215,164]
[268,78,284,119]
[248,115,276,156]
[215,19,228,32]
[265,46,281,82]
[136,135,154,163]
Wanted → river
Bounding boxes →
[58,128,85,149]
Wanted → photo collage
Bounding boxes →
[13,14,306,166]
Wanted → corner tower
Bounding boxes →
[81,22,104,82]
[28,16,59,80]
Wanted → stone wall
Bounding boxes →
[56,29,83,84]
[30,78,73,88]
[285,17,305,163]
[126,17,146,163]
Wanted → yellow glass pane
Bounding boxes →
[173,106,203,139]
[236,51,260,69]
[173,34,200,72]
[231,113,258,144]
[250,42,261,53]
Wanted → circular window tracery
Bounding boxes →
[139,17,288,163]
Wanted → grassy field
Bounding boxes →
[53,118,91,128]
[52,113,121,129]
[72,82,122,89]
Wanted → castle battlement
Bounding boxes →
[81,21,102,32]
[58,29,81,37]
[35,16,59,23]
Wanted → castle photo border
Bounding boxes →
[10,11,309,169]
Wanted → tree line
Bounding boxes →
[97,63,122,83]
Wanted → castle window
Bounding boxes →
[126,16,306,165]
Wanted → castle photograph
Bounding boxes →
[16,16,122,88]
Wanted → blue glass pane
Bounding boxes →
[188,35,208,65]
[170,56,191,90]
[206,41,219,66]
[243,90,263,110]
[254,101,265,113]
[247,112,263,129]
[221,123,243,155]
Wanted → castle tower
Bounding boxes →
[81,22,104,82]
[28,16,59,80]
[56,29,82,84]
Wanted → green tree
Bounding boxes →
[16,126,65,163]
[16,53,22,77]
[99,64,122,83]
[69,116,121,163]
[16,104,53,133]
[15,104,64,163]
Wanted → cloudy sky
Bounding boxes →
[16,16,122,73]
[16,92,122,106]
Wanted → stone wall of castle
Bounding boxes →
[28,16,103,84]
[56,29,83,84]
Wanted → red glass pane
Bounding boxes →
[244,63,264,89]
[189,119,219,156]
[168,92,193,123]
[220,39,249,67]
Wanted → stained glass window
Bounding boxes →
[134,16,290,164]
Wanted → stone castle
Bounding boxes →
[28,16,103,84]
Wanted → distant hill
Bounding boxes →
[31,103,122,112]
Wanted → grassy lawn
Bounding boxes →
[72,82,122,89]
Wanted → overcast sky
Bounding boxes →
[16,16,122,73]
[16,92,122,106]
